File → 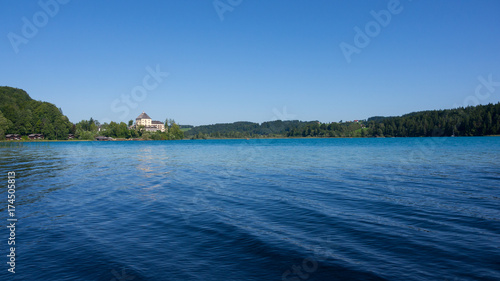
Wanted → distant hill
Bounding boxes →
[367,103,500,137]
[185,120,318,139]
[0,86,74,140]
[293,103,500,138]
[367,116,393,122]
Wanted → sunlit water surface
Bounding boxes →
[0,138,499,280]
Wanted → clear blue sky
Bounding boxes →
[1,0,499,126]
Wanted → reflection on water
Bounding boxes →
[0,138,499,281]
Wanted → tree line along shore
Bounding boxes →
[1,86,499,141]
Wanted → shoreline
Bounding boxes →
[1,135,499,143]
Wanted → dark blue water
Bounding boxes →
[1,138,499,280]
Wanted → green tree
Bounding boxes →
[0,111,13,139]
[169,122,184,140]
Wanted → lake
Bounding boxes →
[0,138,499,280]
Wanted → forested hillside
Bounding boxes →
[0,86,74,140]
[292,103,500,137]
[185,120,318,139]
[367,103,500,137]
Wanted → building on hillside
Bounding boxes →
[135,112,165,132]
[136,112,152,127]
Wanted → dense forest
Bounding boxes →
[290,103,500,138]
[185,120,318,139]
[0,86,74,140]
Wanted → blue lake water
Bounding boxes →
[0,137,499,280]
